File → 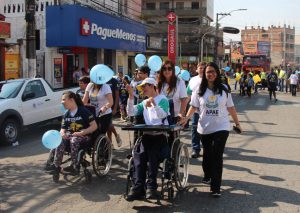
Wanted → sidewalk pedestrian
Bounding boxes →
[267,68,278,102]
[289,71,298,96]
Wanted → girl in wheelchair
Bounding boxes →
[46,91,98,175]
[125,78,170,201]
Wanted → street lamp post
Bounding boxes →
[214,9,247,65]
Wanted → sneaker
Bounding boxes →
[63,165,79,176]
[145,189,159,200]
[211,191,221,198]
[116,134,123,147]
[126,188,145,201]
[191,150,200,158]
[202,177,211,184]
[275,99,278,103]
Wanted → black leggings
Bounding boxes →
[200,130,229,192]
[96,113,112,134]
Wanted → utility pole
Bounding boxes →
[25,0,36,78]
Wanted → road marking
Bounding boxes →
[255,98,266,106]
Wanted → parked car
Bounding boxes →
[0,78,78,145]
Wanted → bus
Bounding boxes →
[242,54,270,74]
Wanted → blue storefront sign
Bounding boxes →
[46,5,146,52]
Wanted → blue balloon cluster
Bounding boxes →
[135,54,147,67]
[179,70,191,81]
[90,64,114,85]
[42,130,62,149]
[148,55,163,72]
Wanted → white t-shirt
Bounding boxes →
[188,75,202,94]
[86,83,112,116]
[190,88,234,134]
[289,74,298,85]
[127,94,169,125]
[160,78,187,116]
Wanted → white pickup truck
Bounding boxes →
[0,78,78,145]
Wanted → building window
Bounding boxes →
[36,30,40,50]
[36,3,39,11]
[4,5,6,13]
[8,4,11,13]
[46,1,49,7]
[262,33,268,38]
[17,4,20,12]
[13,4,16,13]
[41,2,44,11]
[146,2,155,10]
[160,2,169,10]
[176,2,184,9]
[191,2,199,9]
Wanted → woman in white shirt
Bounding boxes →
[179,62,242,198]
[83,82,113,134]
[157,60,188,124]
[289,71,299,96]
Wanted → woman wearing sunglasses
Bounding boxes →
[157,60,188,124]
[179,62,242,198]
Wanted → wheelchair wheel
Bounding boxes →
[84,169,92,184]
[92,135,112,177]
[126,157,134,196]
[174,143,189,191]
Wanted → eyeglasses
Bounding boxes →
[162,66,173,72]
[206,70,216,74]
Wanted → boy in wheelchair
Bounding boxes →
[126,78,170,201]
[46,91,98,175]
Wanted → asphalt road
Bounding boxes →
[1,89,300,213]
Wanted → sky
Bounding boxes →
[213,0,300,44]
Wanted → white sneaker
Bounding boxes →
[116,134,123,147]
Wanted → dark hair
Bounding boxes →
[199,62,228,97]
[157,60,178,95]
[138,65,150,76]
[79,76,90,84]
[62,91,83,107]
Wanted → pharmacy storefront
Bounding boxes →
[46,5,146,88]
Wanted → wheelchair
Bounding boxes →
[45,131,112,184]
[122,124,189,200]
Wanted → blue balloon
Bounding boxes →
[60,103,67,114]
[175,66,181,75]
[224,66,230,72]
[179,70,190,81]
[42,130,62,149]
[90,64,114,85]
[135,54,146,67]
[148,55,163,72]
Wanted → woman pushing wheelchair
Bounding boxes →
[125,77,170,201]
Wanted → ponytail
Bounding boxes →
[62,91,83,107]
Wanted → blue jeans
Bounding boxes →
[192,113,201,152]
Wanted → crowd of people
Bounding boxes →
[46,60,244,200]
[233,65,299,100]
